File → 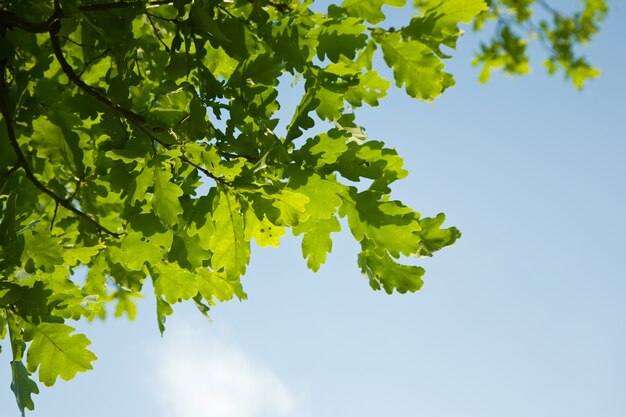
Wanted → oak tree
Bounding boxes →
[0,0,606,414]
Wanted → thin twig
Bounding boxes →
[146,12,177,23]
[62,36,97,49]
[48,4,227,185]
[69,178,83,200]
[217,5,255,30]
[0,165,19,182]
[78,1,173,12]
[535,0,561,18]
[50,202,59,231]
[146,12,170,53]
[219,151,260,163]
[0,165,20,193]
[0,2,172,33]
[0,11,51,33]
[77,48,110,77]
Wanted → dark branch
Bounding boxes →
[1,61,121,238]
[78,48,111,77]
[48,3,228,185]
[62,36,97,49]
[78,1,174,12]
[49,16,148,126]
[0,10,52,33]
[146,12,170,53]
[50,202,60,231]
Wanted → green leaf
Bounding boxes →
[299,130,349,168]
[21,231,64,273]
[406,0,488,53]
[288,172,345,220]
[375,31,450,101]
[294,215,342,271]
[210,191,250,280]
[152,166,184,227]
[155,296,173,336]
[113,290,140,320]
[152,262,199,304]
[342,190,423,258]
[2,282,52,326]
[63,244,103,267]
[358,241,425,294]
[416,213,461,257]
[108,231,170,271]
[341,0,406,24]
[315,86,345,121]
[28,116,81,174]
[196,268,246,304]
[345,70,390,107]
[10,360,39,416]
[329,139,407,191]
[316,18,368,62]
[272,189,310,227]
[130,164,154,204]
[168,231,209,269]
[24,322,97,387]
[244,208,286,248]
[286,86,320,142]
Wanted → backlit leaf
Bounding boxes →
[294,215,342,271]
[375,31,450,101]
[210,191,250,280]
[152,166,184,227]
[24,322,97,387]
[341,0,406,24]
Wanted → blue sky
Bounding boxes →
[1,2,625,416]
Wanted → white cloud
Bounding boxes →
[152,326,296,417]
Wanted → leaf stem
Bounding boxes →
[0,2,172,33]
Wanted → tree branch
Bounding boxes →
[1,60,121,238]
[0,2,175,33]
[48,3,228,185]
[146,12,170,53]
[78,1,174,12]
[0,11,52,33]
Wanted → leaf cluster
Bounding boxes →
[471,0,607,88]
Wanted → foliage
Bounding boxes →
[0,0,605,414]
[471,0,607,88]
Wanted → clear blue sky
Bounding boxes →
[1,2,625,417]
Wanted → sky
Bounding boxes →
[1,2,625,417]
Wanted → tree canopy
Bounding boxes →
[0,0,606,414]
